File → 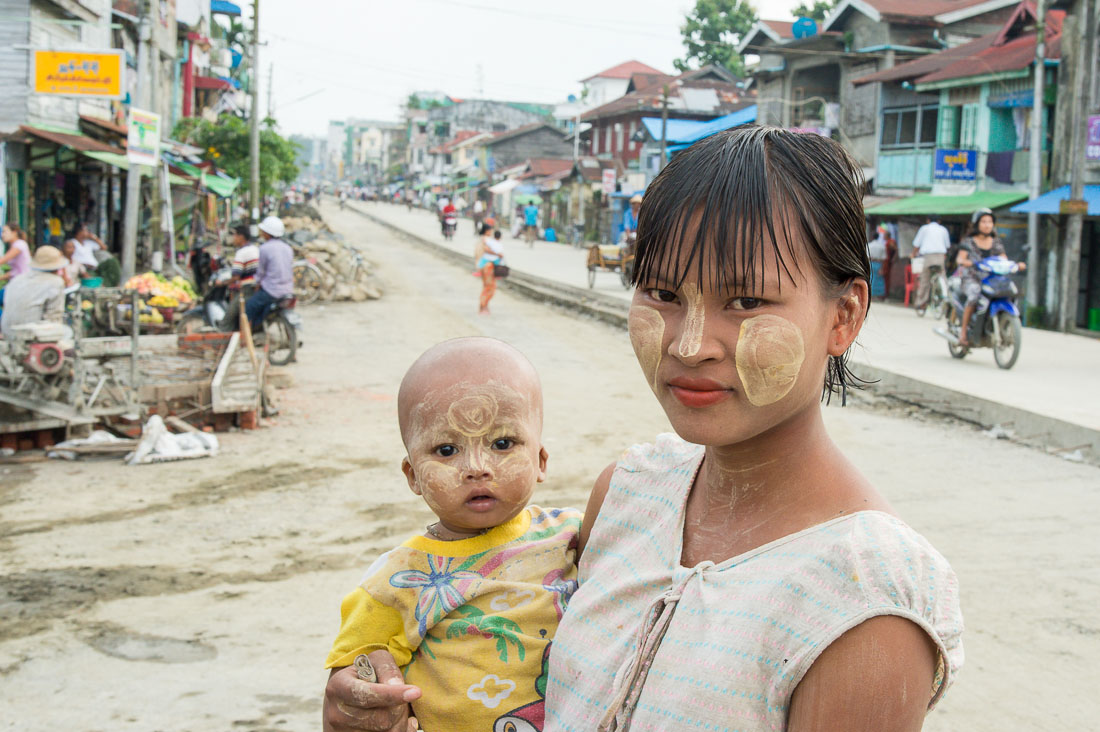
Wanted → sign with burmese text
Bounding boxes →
[32,49,124,98]
[934,149,978,181]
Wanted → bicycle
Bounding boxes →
[915,262,949,319]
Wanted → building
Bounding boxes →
[579,66,754,172]
[479,122,573,173]
[738,0,1022,175]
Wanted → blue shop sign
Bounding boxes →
[934,149,978,180]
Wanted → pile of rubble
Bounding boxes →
[284,216,384,302]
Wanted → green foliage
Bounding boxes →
[791,0,835,21]
[674,0,757,77]
[171,115,299,200]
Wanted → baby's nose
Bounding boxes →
[463,448,493,480]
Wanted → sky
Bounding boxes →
[256,0,800,137]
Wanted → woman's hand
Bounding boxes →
[322,650,421,732]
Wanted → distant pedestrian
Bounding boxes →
[475,222,503,315]
[912,215,951,312]
[0,223,32,286]
[867,225,897,301]
[523,201,539,246]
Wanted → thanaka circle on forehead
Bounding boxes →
[397,337,543,446]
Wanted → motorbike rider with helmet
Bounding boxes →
[245,216,294,331]
[955,208,1025,346]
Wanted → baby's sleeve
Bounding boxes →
[324,587,415,669]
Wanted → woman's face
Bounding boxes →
[628,217,866,448]
[977,215,995,235]
[1,226,13,244]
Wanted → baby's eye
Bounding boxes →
[435,445,458,457]
[645,288,678,303]
[491,438,514,450]
[729,297,764,311]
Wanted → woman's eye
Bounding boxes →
[491,438,514,450]
[645,288,678,303]
[435,445,458,457]
[729,297,763,311]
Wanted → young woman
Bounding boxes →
[955,209,1022,347]
[0,222,32,284]
[475,222,503,315]
[322,127,963,732]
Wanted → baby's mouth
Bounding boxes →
[464,490,499,512]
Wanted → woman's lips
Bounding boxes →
[667,377,733,408]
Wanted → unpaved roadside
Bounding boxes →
[1,207,1097,731]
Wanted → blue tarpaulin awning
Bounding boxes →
[1010,185,1100,215]
[640,105,758,146]
[211,0,242,16]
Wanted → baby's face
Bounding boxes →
[402,381,547,534]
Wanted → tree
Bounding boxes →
[172,115,299,198]
[674,0,757,77]
[791,0,836,22]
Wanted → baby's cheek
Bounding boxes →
[417,462,461,508]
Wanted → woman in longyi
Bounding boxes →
[325,126,963,732]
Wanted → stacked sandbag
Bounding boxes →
[298,235,384,302]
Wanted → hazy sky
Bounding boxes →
[257,0,800,136]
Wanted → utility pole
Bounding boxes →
[1060,0,1095,332]
[1026,0,1046,309]
[249,0,261,224]
[121,3,151,280]
[659,86,670,169]
[148,10,162,271]
[267,63,274,119]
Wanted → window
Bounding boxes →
[881,105,939,149]
[939,106,960,148]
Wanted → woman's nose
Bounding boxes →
[669,289,722,365]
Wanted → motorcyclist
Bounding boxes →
[245,216,294,331]
[440,198,457,236]
[220,224,259,330]
[955,209,1025,347]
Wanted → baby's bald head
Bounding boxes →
[397,337,543,448]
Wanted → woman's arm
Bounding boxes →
[787,615,938,732]
[0,247,19,265]
[577,461,616,560]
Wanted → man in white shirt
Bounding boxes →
[910,215,950,312]
[69,223,103,268]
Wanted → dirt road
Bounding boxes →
[2,206,1097,731]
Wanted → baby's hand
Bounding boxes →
[322,650,421,732]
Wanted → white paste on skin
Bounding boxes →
[628,305,665,390]
[677,282,705,358]
[735,314,806,406]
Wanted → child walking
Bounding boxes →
[323,337,581,732]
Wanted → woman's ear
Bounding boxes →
[828,280,868,357]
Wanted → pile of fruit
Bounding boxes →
[123,272,196,305]
[118,300,166,325]
[148,295,180,308]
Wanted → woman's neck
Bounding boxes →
[698,404,850,518]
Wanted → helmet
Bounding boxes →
[258,216,285,238]
[971,207,994,224]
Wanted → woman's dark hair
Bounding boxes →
[479,222,494,236]
[967,212,996,238]
[3,222,26,240]
[632,125,871,404]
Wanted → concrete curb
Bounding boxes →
[351,205,1099,466]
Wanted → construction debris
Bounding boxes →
[284,218,385,303]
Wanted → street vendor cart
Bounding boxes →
[586,242,634,289]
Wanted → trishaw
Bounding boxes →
[586,238,634,289]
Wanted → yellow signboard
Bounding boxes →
[33,49,124,99]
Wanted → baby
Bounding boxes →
[325,337,582,732]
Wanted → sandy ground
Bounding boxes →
[1,206,1098,731]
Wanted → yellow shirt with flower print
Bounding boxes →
[326,505,582,732]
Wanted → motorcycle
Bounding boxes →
[442,215,457,240]
[175,263,301,366]
[935,257,1022,369]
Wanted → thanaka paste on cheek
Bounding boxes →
[735,314,806,406]
[628,305,665,390]
[677,282,705,358]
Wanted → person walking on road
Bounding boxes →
[475,222,503,315]
[523,201,539,246]
[245,216,294,330]
[911,215,950,313]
